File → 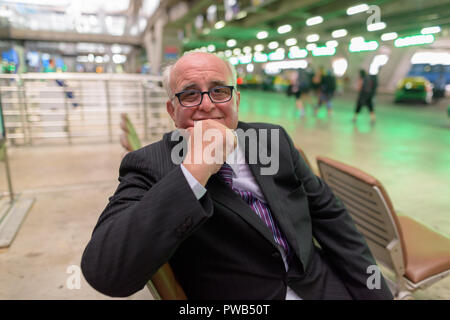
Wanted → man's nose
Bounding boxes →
[197,92,215,112]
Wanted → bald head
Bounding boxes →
[163,52,237,98]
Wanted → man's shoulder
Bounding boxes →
[121,131,175,168]
[128,137,166,157]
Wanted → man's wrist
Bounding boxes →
[181,162,213,187]
[180,164,207,199]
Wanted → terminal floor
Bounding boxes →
[0,90,448,299]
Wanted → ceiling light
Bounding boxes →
[288,47,308,59]
[306,43,317,51]
[254,44,264,52]
[268,51,285,61]
[326,40,339,47]
[277,24,292,34]
[306,16,323,26]
[350,36,365,43]
[226,39,237,47]
[253,52,268,63]
[268,41,279,49]
[381,32,398,41]
[285,38,297,46]
[347,4,369,15]
[332,29,347,38]
[349,40,379,52]
[421,26,441,34]
[257,31,268,39]
[367,22,386,32]
[306,34,320,42]
[312,46,336,56]
[411,52,450,65]
[239,54,252,64]
[394,34,435,47]
[229,57,238,65]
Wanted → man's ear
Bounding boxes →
[235,90,240,112]
[166,100,175,121]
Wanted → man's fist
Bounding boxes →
[182,119,237,186]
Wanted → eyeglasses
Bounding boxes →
[173,85,234,108]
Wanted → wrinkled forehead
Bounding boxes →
[170,53,233,89]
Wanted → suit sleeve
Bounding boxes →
[280,127,393,300]
[81,150,214,297]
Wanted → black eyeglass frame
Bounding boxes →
[173,85,235,108]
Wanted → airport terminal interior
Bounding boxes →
[0,0,449,300]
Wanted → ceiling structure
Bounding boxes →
[0,0,448,58]
[0,0,159,44]
[165,0,450,53]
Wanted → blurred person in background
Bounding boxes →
[314,69,336,117]
[289,68,312,117]
[353,69,378,123]
[311,66,324,101]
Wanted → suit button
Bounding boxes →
[272,251,281,259]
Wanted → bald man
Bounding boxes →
[81,53,393,300]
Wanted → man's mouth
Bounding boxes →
[192,117,223,121]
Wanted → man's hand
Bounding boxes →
[182,119,237,186]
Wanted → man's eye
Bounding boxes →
[212,87,225,94]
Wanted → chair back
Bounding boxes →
[120,113,142,151]
[316,156,407,276]
[146,264,187,300]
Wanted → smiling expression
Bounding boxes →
[166,53,240,129]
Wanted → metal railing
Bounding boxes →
[0,73,174,145]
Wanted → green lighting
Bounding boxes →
[229,57,239,65]
[268,51,285,61]
[253,52,268,63]
[349,40,379,52]
[394,34,435,47]
[238,54,252,64]
[288,48,308,59]
[312,46,336,56]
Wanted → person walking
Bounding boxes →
[353,69,378,123]
[314,69,336,117]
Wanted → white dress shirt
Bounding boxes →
[180,135,302,300]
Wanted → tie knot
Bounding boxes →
[217,163,233,187]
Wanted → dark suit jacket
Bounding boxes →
[81,121,393,300]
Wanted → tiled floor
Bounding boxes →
[0,91,448,299]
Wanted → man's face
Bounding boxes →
[166,53,240,129]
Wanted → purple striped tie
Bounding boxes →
[218,163,291,257]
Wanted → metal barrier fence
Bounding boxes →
[0,73,174,145]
